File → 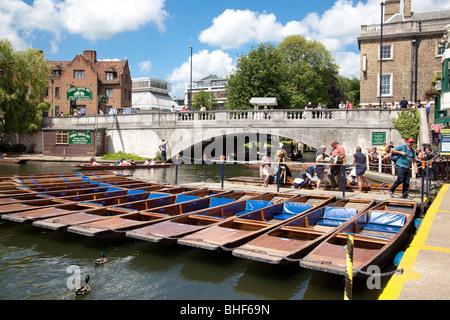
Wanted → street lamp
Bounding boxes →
[189,46,193,109]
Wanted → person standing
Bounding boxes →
[353,146,369,192]
[431,123,441,146]
[389,138,419,199]
[327,140,346,191]
[425,99,431,123]
[159,139,168,164]
[314,145,329,190]
[400,97,408,108]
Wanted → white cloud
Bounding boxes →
[167,49,235,95]
[0,0,168,53]
[198,0,450,79]
[139,60,153,74]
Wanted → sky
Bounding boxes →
[2,0,450,97]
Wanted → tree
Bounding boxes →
[193,90,218,110]
[226,43,291,109]
[0,39,52,133]
[279,35,338,108]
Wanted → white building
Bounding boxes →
[132,77,179,112]
[185,74,227,110]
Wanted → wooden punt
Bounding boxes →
[33,188,220,231]
[177,194,340,252]
[68,191,260,239]
[73,163,173,170]
[0,188,157,222]
[299,199,418,278]
[126,193,328,244]
[231,198,376,265]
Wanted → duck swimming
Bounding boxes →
[75,275,91,296]
[95,252,108,265]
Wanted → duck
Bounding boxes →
[95,252,108,265]
[75,275,91,296]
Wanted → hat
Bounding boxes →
[407,138,415,143]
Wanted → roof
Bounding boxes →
[132,91,179,110]
[249,97,278,106]
[386,8,450,23]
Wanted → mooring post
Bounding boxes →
[344,234,354,300]
[221,155,225,189]
[421,161,425,204]
[277,157,281,192]
[203,154,206,182]
[342,159,346,198]
[175,154,179,185]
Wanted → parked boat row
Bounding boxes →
[72,163,173,170]
[0,172,418,278]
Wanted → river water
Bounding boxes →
[0,159,393,301]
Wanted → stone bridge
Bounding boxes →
[39,108,428,163]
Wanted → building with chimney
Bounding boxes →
[358,0,450,112]
[45,50,132,116]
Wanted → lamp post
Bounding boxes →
[189,45,193,109]
[379,1,385,109]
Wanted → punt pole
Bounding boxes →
[344,234,354,300]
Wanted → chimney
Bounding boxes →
[384,0,401,22]
[404,0,412,20]
[83,50,97,64]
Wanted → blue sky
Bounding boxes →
[2,0,450,96]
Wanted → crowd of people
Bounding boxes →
[258,136,442,199]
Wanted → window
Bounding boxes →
[106,72,116,80]
[106,88,113,98]
[73,70,85,79]
[52,70,61,77]
[380,45,392,60]
[438,41,447,56]
[380,74,392,96]
[55,87,60,99]
[56,131,68,144]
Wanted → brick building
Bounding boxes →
[45,50,132,116]
[358,0,450,108]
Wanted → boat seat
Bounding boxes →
[79,201,103,207]
[175,195,200,203]
[274,202,313,220]
[208,197,235,208]
[363,211,406,234]
[316,207,358,227]
[147,193,169,199]
[127,189,146,195]
[235,200,274,216]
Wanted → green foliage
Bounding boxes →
[193,90,217,110]
[225,36,343,109]
[226,43,291,109]
[392,109,420,142]
[0,39,51,134]
[100,151,147,161]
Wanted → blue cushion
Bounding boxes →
[363,211,406,234]
[316,207,358,227]
[235,200,274,216]
[175,195,200,203]
[147,193,169,199]
[282,202,313,214]
[209,197,235,207]
[107,187,126,192]
[127,189,146,195]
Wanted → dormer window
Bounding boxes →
[106,72,116,81]
[52,70,61,77]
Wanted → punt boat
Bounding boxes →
[0,188,157,222]
[127,194,332,244]
[177,194,338,252]
[0,157,28,164]
[34,189,225,231]
[66,190,241,238]
[231,198,375,264]
[73,163,173,170]
[299,199,418,278]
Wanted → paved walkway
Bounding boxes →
[379,184,450,300]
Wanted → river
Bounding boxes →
[0,159,392,301]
